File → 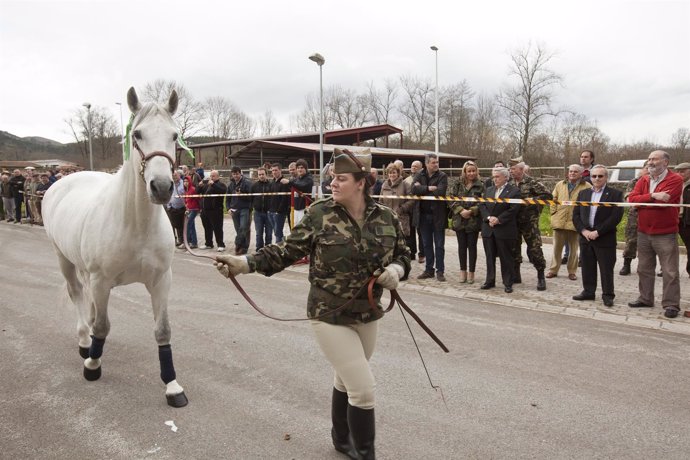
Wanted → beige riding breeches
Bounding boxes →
[310,319,378,409]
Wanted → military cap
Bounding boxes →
[674,162,690,171]
[333,148,372,174]
[508,156,523,166]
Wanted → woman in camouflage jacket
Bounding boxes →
[449,161,484,284]
[216,148,411,460]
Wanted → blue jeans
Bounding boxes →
[419,213,445,274]
[186,209,198,246]
[232,208,250,252]
[253,211,273,249]
[268,212,287,242]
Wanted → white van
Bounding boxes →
[608,159,646,184]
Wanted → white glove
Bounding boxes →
[375,263,405,290]
[215,255,250,278]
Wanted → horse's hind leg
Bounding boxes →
[55,250,91,359]
[82,273,112,381]
[147,270,187,408]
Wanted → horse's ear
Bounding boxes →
[127,87,142,114]
[167,90,178,116]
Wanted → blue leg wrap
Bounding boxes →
[158,344,176,384]
[89,335,106,359]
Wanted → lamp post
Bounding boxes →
[115,102,124,140]
[308,52,325,196]
[430,45,439,154]
[83,102,94,171]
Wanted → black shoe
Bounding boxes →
[504,286,513,293]
[480,282,495,290]
[417,271,434,280]
[572,292,595,301]
[619,258,632,276]
[664,308,679,318]
[436,273,446,282]
[561,256,568,264]
[628,300,652,308]
[603,298,614,307]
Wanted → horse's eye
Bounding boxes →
[133,130,142,140]
[173,133,178,142]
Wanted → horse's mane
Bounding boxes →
[133,103,175,129]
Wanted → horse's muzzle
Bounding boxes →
[149,178,174,204]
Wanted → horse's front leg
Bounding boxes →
[83,274,112,381]
[148,269,188,408]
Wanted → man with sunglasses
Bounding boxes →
[572,165,624,307]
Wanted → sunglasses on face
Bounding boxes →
[591,174,605,178]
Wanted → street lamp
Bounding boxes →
[430,45,439,154]
[308,52,325,196]
[115,102,124,140]
[83,102,94,171]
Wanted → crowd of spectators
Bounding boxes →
[5,151,689,318]
[0,167,66,225]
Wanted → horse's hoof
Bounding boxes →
[166,392,188,408]
[79,346,90,359]
[83,365,102,381]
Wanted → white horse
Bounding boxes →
[42,87,187,407]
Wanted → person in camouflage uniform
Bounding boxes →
[620,162,649,275]
[216,148,410,460]
[509,160,552,290]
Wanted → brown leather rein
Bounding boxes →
[181,214,448,352]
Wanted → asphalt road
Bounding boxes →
[2,222,690,459]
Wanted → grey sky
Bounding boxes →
[1,0,688,145]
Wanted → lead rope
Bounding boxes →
[182,212,449,404]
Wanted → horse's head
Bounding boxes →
[127,87,179,204]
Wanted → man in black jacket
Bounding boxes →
[479,167,521,292]
[572,165,624,307]
[412,154,448,282]
[251,167,273,250]
[269,163,290,243]
[227,166,252,255]
[197,170,227,251]
[8,169,25,223]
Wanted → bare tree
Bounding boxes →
[326,85,370,129]
[496,43,562,160]
[472,94,503,162]
[293,93,322,132]
[142,79,204,139]
[64,106,119,167]
[202,96,255,164]
[259,109,283,136]
[671,127,689,163]
[398,75,435,147]
[367,79,399,125]
[556,113,609,165]
[441,80,475,154]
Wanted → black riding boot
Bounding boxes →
[619,258,632,276]
[537,270,546,291]
[332,388,356,458]
[348,405,375,460]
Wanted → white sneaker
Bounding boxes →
[217,246,226,252]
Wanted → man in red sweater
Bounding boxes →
[627,150,684,318]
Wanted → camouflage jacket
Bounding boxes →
[624,176,642,218]
[510,176,553,222]
[448,178,484,233]
[247,196,411,325]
